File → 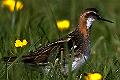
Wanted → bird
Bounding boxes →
[3,8,113,72]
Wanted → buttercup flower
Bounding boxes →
[15,39,28,47]
[22,39,28,46]
[2,0,23,12]
[84,73,102,80]
[57,19,70,31]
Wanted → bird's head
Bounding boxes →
[80,8,113,29]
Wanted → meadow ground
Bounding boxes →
[0,0,120,80]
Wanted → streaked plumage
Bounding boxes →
[3,8,113,72]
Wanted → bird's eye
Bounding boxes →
[85,12,97,18]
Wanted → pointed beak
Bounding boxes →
[99,17,113,23]
[97,16,113,23]
[98,17,114,23]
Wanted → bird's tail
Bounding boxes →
[2,56,17,62]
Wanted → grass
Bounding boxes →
[0,0,120,80]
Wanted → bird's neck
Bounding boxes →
[77,18,91,56]
[78,18,90,39]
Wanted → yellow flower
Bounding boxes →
[84,73,102,80]
[22,39,28,46]
[15,39,28,47]
[57,20,70,31]
[2,0,23,12]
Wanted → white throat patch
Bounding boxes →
[86,17,95,29]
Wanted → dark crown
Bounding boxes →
[84,8,99,13]
[81,8,99,18]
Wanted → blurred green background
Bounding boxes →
[0,0,120,80]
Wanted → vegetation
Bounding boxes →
[0,0,120,80]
